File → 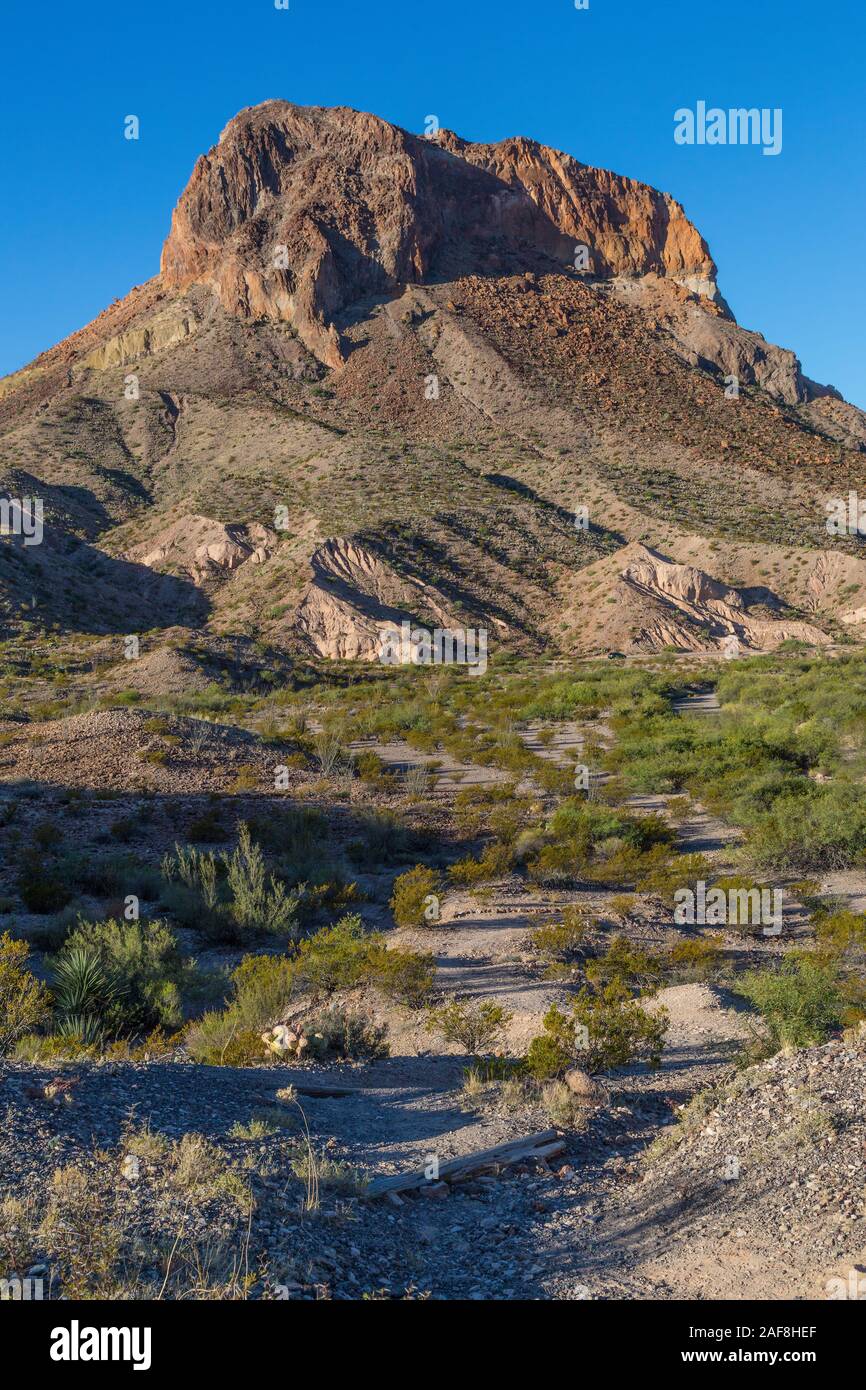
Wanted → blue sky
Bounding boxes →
[1,0,863,404]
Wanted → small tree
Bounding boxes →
[426,998,513,1056]
[0,932,51,1053]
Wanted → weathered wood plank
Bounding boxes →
[366,1129,560,1196]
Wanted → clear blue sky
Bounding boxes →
[1,0,863,405]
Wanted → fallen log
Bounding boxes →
[366,1129,560,1197]
[534,1140,567,1161]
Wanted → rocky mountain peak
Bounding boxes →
[159,99,721,367]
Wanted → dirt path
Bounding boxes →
[294,689,817,1295]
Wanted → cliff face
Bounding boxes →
[160,100,720,366]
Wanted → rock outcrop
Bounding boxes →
[295,537,461,661]
[127,516,275,581]
[160,100,720,367]
[557,543,832,654]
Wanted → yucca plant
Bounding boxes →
[50,946,119,1042]
[52,1012,106,1046]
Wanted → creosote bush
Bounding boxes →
[389,864,441,928]
[525,982,668,1078]
[734,952,855,1051]
[0,932,51,1054]
[426,998,513,1056]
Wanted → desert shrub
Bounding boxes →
[303,1004,389,1060]
[549,802,675,855]
[31,819,64,850]
[183,950,295,1063]
[294,913,435,1007]
[734,953,847,1050]
[187,806,228,843]
[426,998,513,1056]
[62,851,160,901]
[532,908,589,964]
[667,935,724,980]
[813,909,866,960]
[14,1032,103,1062]
[525,801,676,888]
[354,750,388,783]
[122,1121,171,1162]
[448,841,513,886]
[373,946,436,1007]
[57,918,196,1036]
[184,1013,265,1066]
[541,1079,593,1130]
[526,840,588,886]
[294,913,378,995]
[224,824,303,937]
[230,953,296,1030]
[534,761,575,795]
[162,825,304,942]
[525,983,668,1078]
[313,731,345,776]
[585,935,663,994]
[389,864,440,927]
[16,850,73,912]
[635,850,715,902]
[162,842,220,907]
[0,932,51,1053]
[608,894,637,920]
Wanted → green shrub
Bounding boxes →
[0,932,51,1053]
[373,945,436,1007]
[426,998,512,1056]
[813,909,866,959]
[355,751,388,783]
[162,824,304,942]
[184,1013,265,1066]
[585,936,662,994]
[734,953,847,1051]
[389,864,440,927]
[229,953,296,1030]
[223,824,303,937]
[448,841,513,886]
[532,908,589,964]
[525,982,668,1078]
[57,918,197,1035]
[292,913,435,1006]
[294,913,378,995]
[667,936,724,980]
